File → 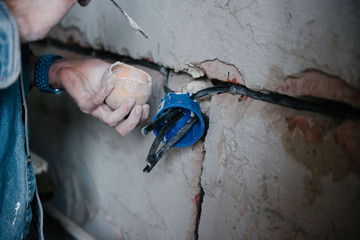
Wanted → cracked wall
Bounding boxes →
[200,94,360,239]
[51,0,360,88]
[28,0,360,239]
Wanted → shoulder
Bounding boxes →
[0,1,21,89]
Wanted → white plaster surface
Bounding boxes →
[51,0,360,88]
[199,94,360,239]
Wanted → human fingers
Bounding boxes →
[80,83,114,114]
[100,98,136,127]
[140,104,150,122]
[114,105,142,136]
[91,83,114,106]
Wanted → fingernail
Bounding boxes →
[135,107,141,115]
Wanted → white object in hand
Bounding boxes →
[101,62,152,110]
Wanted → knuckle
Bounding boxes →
[91,94,102,105]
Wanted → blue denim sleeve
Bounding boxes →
[0,1,20,89]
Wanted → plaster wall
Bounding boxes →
[28,0,360,239]
[50,0,360,88]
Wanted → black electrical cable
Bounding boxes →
[141,108,183,136]
[144,115,199,173]
[42,39,359,120]
[160,66,173,93]
[143,111,184,173]
[192,85,360,119]
[154,116,198,161]
[43,39,360,172]
[39,39,360,174]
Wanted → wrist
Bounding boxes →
[34,55,63,94]
[48,58,66,90]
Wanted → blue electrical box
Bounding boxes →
[153,92,205,148]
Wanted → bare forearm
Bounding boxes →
[5,0,78,43]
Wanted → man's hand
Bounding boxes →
[48,58,150,136]
[5,0,91,43]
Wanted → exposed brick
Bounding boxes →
[277,70,360,107]
[335,121,360,163]
[287,116,325,143]
[199,59,245,85]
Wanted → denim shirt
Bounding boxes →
[0,2,43,239]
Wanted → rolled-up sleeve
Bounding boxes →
[0,1,20,89]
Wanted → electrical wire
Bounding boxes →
[43,39,359,119]
[143,111,185,173]
[191,85,360,119]
[141,108,183,136]
[154,116,198,159]
[143,115,199,173]
[40,39,360,175]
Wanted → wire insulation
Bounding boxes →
[192,85,360,119]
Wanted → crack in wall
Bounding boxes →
[218,0,261,47]
[194,187,205,240]
[194,148,206,240]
